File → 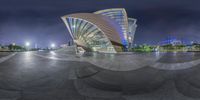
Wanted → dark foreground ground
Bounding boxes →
[0,48,200,100]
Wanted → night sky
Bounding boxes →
[0,0,200,48]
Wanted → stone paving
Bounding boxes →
[0,52,13,58]
[0,48,200,100]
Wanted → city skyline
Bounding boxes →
[0,0,200,48]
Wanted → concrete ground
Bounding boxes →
[0,52,13,58]
[0,48,200,100]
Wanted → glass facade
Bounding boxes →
[62,8,137,53]
[94,8,129,46]
[65,17,116,53]
[128,18,137,48]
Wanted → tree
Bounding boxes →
[8,44,13,50]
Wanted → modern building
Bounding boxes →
[128,18,137,48]
[61,8,137,53]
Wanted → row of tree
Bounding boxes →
[132,43,200,52]
[0,44,26,51]
[8,44,26,51]
[132,45,155,52]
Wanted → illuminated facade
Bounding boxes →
[128,18,137,48]
[61,8,137,53]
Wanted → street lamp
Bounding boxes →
[25,42,30,51]
[25,42,30,47]
[50,43,56,50]
[51,43,55,48]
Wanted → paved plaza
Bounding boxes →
[0,48,200,100]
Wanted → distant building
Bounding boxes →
[158,37,183,46]
[61,8,137,53]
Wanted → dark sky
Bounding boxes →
[0,0,200,48]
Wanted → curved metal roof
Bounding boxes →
[94,8,129,45]
[61,13,123,45]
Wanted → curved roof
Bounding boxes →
[61,13,123,44]
[61,16,117,53]
[94,8,129,45]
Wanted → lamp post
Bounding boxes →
[25,42,30,51]
[51,43,56,50]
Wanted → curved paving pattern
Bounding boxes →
[150,52,200,70]
[76,66,166,93]
[150,59,200,70]
[80,52,163,71]
[1,49,200,100]
[158,52,200,63]
[50,48,200,99]
[0,52,17,63]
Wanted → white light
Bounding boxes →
[51,43,56,48]
[25,42,30,46]
[128,37,132,40]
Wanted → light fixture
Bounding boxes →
[51,43,56,48]
[25,42,30,46]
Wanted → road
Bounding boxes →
[0,50,200,100]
